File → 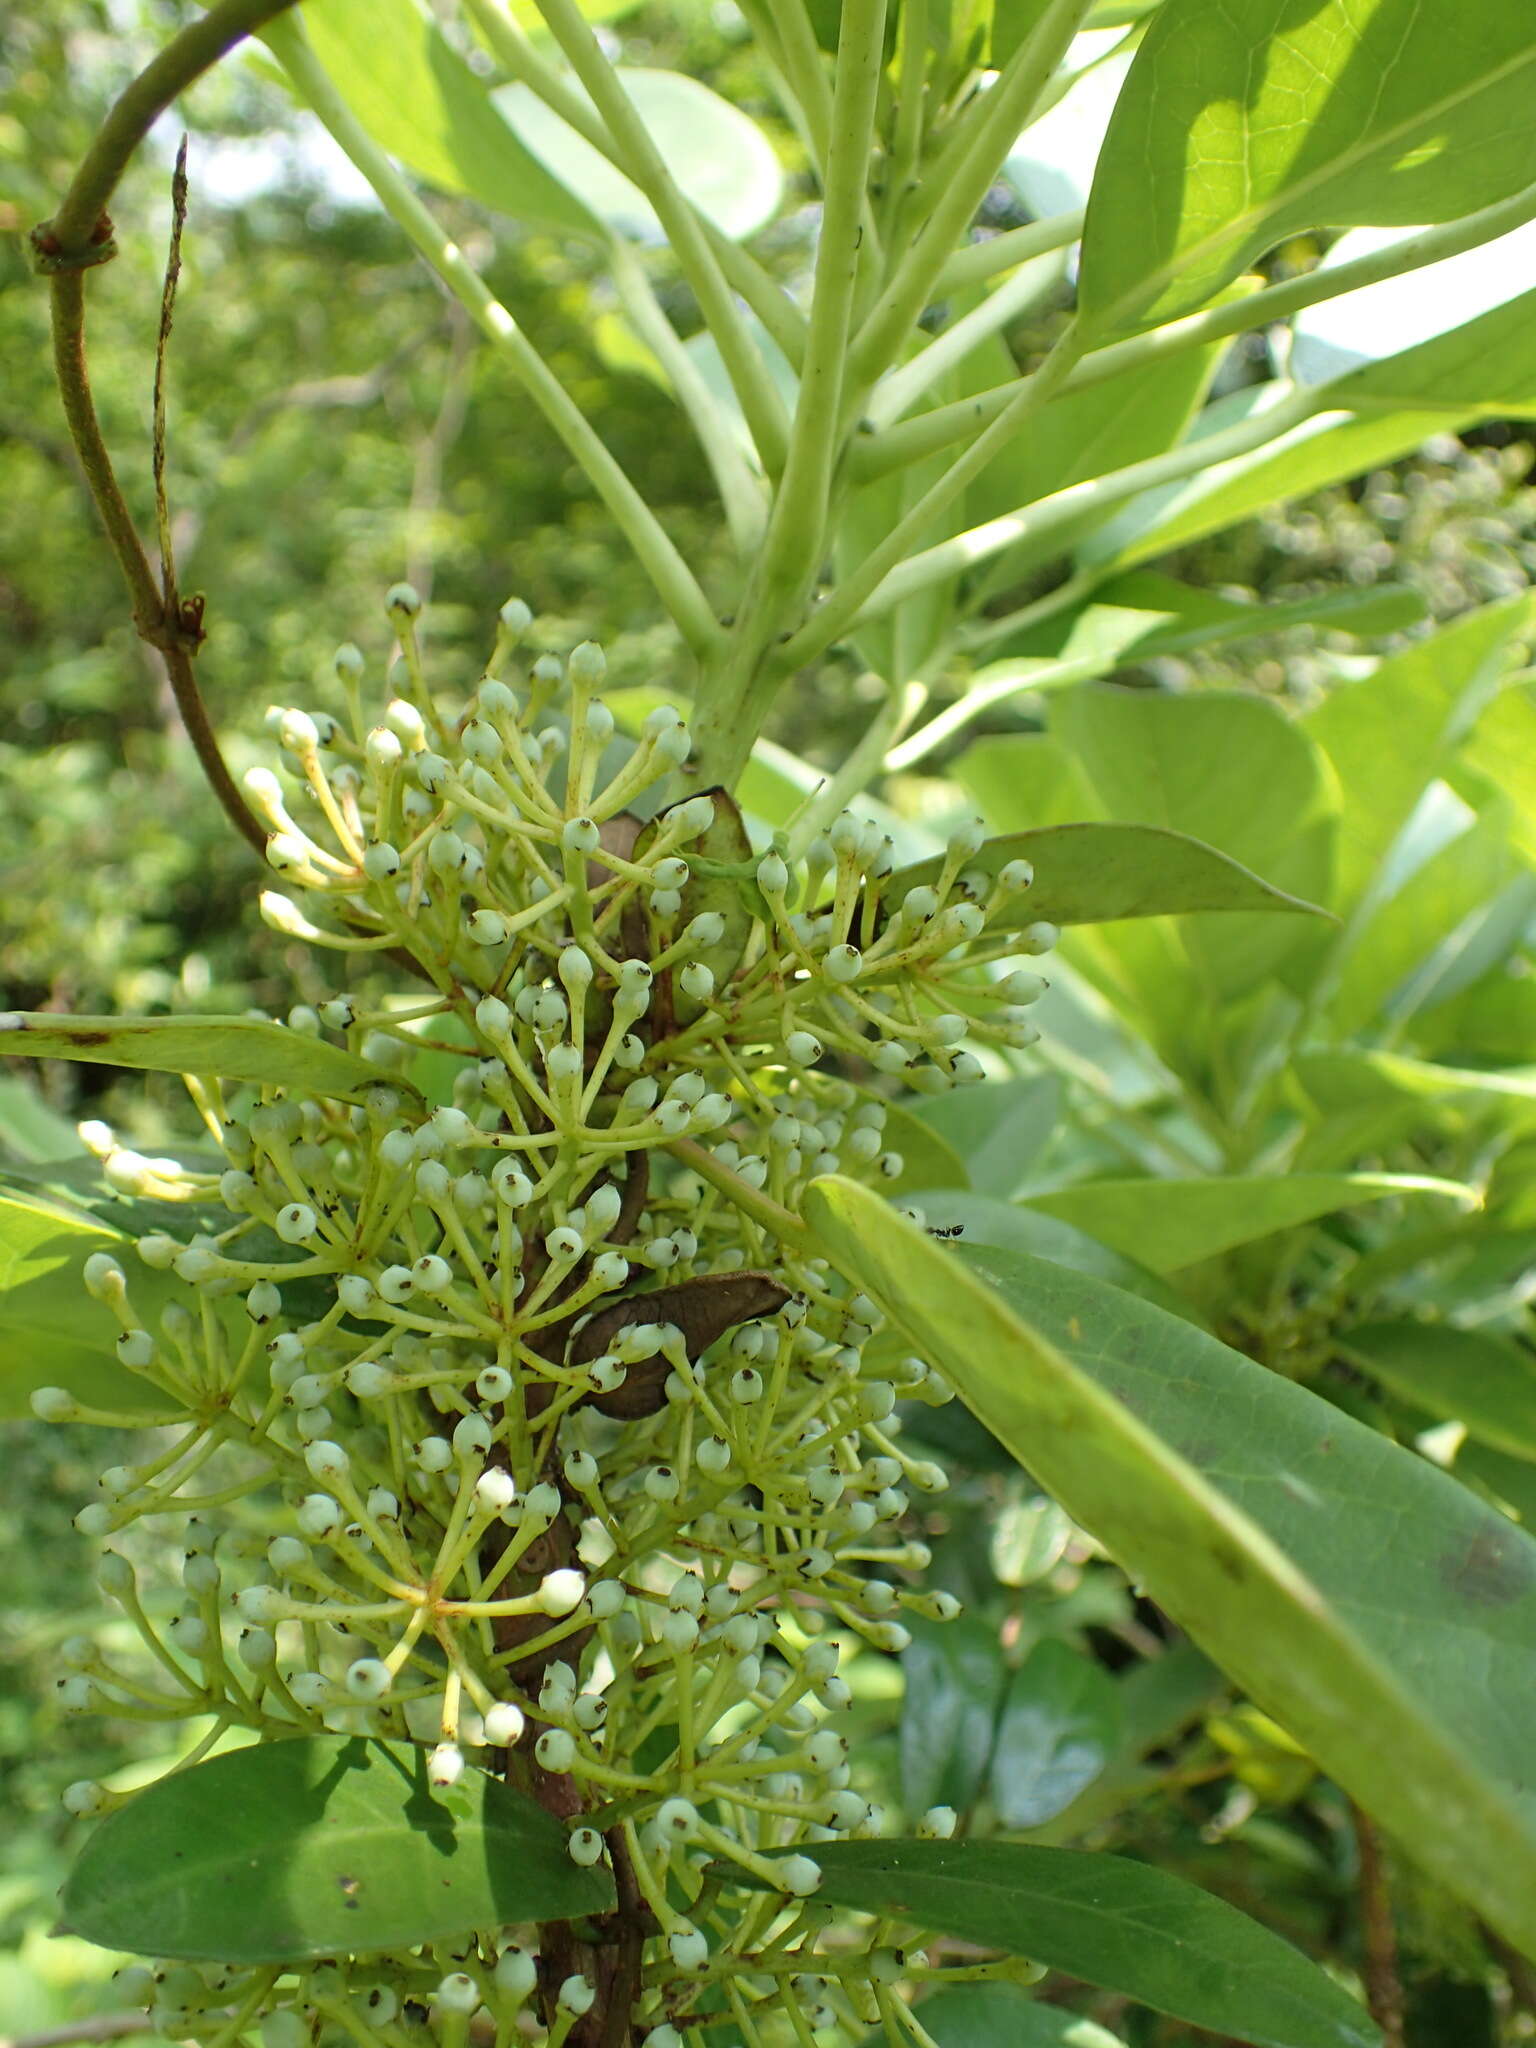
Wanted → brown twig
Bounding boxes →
[2,2018,150,2048]
[1350,1799,1406,2048]
[33,0,305,860]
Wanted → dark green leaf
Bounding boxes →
[900,1617,1008,1814]
[871,1101,970,1196]
[1078,0,1536,334]
[1024,1170,1474,1274]
[907,1076,1061,1199]
[723,1838,1377,2048]
[885,823,1329,934]
[861,1982,1125,2048]
[990,1639,1121,1828]
[1341,1322,1536,1464]
[803,1176,1536,1954]
[0,1013,415,1105]
[58,1737,613,1963]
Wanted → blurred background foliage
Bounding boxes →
[6,4,1536,2043]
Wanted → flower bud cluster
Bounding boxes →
[40,592,1054,2045]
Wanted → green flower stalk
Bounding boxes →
[34,589,1055,2046]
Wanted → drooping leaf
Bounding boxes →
[268,1,596,235]
[884,823,1328,934]
[494,69,783,241]
[900,1617,1008,1814]
[1024,1170,1475,1274]
[860,1982,1126,2048]
[722,1838,1377,2048]
[0,1014,415,1105]
[1078,0,1536,335]
[58,1737,613,1963]
[803,1175,1536,1954]
[989,1639,1121,1828]
[1341,1322,1536,1465]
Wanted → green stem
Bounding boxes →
[868,238,1066,428]
[855,172,1536,485]
[776,320,1089,675]
[531,0,791,475]
[842,0,1094,399]
[933,206,1085,292]
[838,379,1326,644]
[266,15,721,661]
[693,0,889,779]
[786,675,924,855]
[606,234,768,555]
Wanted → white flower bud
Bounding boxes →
[484,1702,526,1746]
[274,1203,317,1245]
[568,1826,604,1866]
[685,909,726,946]
[535,1728,576,1772]
[947,818,986,861]
[679,961,715,1003]
[30,1386,78,1423]
[824,944,862,984]
[429,1743,466,1789]
[297,1493,341,1538]
[558,1976,595,2017]
[756,851,789,896]
[562,816,601,855]
[412,1254,453,1294]
[345,1659,392,1701]
[82,1252,124,1299]
[539,1568,585,1615]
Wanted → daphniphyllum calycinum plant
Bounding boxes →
[16,0,1536,2043]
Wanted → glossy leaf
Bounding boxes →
[1025,1170,1475,1274]
[58,1737,613,1962]
[861,1983,1125,2048]
[0,1013,414,1105]
[494,69,783,241]
[901,1617,1008,1813]
[1342,1322,1536,1464]
[990,1639,1121,1828]
[271,1,595,234]
[803,1175,1536,1954]
[885,822,1328,935]
[725,1838,1376,2048]
[1078,0,1536,334]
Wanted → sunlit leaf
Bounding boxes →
[804,1176,1536,1954]
[0,1013,415,1104]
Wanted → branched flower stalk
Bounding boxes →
[34,590,1054,2046]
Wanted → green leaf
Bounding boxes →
[1341,1322,1536,1465]
[861,1982,1125,2048]
[0,1076,84,1165]
[901,1616,1008,1813]
[1076,385,1484,575]
[0,1014,415,1105]
[803,1175,1536,1955]
[987,568,1425,670]
[1078,0,1536,335]
[0,1178,172,1417]
[724,1838,1376,2048]
[269,1,596,235]
[903,1188,1209,1327]
[990,1639,1121,1828]
[1050,686,1337,1000]
[1024,1170,1476,1274]
[1294,1048,1536,1123]
[494,69,783,241]
[872,1101,970,1196]
[885,823,1328,935]
[1306,594,1536,916]
[667,787,755,1022]
[58,1737,613,1963]
[907,1075,1062,1199]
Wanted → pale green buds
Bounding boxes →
[568,1826,604,1866]
[1019,920,1059,954]
[558,1976,596,2018]
[385,581,421,620]
[535,1728,576,1772]
[824,944,862,984]
[31,1386,78,1423]
[757,851,789,896]
[562,815,601,855]
[433,1971,478,2014]
[484,1701,527,1746]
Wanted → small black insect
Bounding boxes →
[927,1223,965,1240]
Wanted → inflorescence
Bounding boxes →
[35,588,1054,2046]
